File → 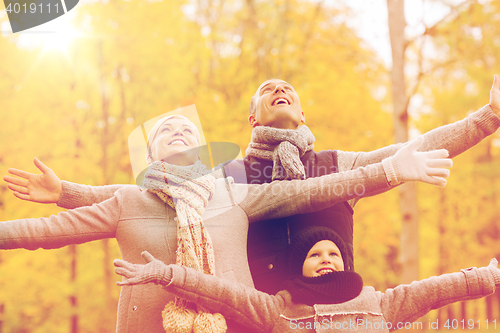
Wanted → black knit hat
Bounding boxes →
[288,226,349,276]
[285,227,362,305]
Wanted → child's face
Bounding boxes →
[302,240,344,277]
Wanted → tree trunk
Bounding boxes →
[98,42,116,321]
[438,191,447,276]
[436,189,447,323]
[0,301,4,333]
[387,0,419,284]
[69,244,78,333]
[117,65,133,182]
[494,290,500,322]
[486,294,493,320]
[460,302,466,323]
[447,303,455,322]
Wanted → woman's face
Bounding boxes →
[150,117,200,166]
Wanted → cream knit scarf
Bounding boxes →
[143,160,227,333]
[245,125,315,180]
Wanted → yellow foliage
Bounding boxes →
[0,0,499,331]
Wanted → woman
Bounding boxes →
[0,115,452,333]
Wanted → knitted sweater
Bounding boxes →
[162,263,500,332]
[338,104,500,206]
[0,163,392,333]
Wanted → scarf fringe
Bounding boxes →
[193,311,227,333]
[162,302,197,333]
[162,302,227,333]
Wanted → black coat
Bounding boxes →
[223,150,354,294]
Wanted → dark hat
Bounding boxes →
[288,226,349,276]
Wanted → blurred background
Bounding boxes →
[0,0,499,331]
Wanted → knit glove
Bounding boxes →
[114,251,172,286]
[382,136,453,187]
[487,258,500,286]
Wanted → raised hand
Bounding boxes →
[3,158,62,204]
[486,258,500,286]
[388,136,453,187]
[488,258,498,269]
[114,251,171,286]
[490,75,500,116]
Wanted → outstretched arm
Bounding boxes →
[380,259,500,330]
[338,75,500,172]
[240,136,452,222]
[114,252,283,332]
[0,191,122,250]
[3,158,125,209]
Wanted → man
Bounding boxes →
[5,76,500,294]
[223,76,500,293]
[226,79,358,292]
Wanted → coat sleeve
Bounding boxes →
[379,265,498,331]
[338,105,500,172]
[165,265,285,332]
[0,192,122,250]
[239,162,392,222]
[57,181,126,209]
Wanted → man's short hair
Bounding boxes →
[249,78,288,116]
[249,94,258,116]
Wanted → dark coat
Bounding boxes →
[224,150,354,295]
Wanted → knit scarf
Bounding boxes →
[284,271,363,307]
[143,160,227,333]
[245,125,315,180]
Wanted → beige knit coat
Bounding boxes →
[0,163,390,333]
[162,263,500,332]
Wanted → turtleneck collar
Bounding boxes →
[284,271,363,307]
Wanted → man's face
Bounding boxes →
[150,117,200,166]
[249,79,305,129]
[302,240,344,277]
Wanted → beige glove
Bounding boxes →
[114,251,172,286]
[487,258,500,286]
[382,136,452,187]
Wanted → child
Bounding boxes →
[114,226,500,332]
